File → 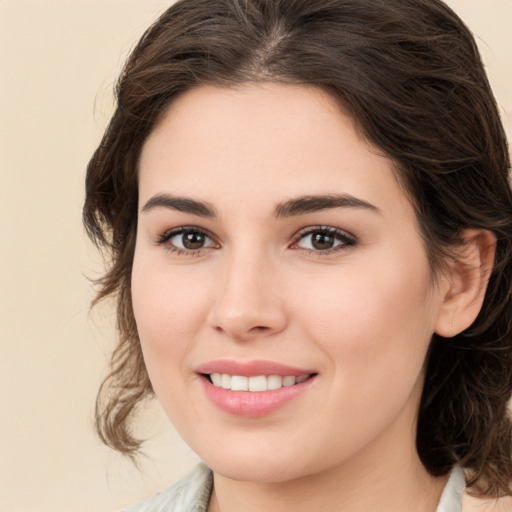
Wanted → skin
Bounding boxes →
[132,83,495,511]
[463,494,512,512]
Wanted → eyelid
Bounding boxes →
[156,225,219,254]
[290,225,357,253]
[154,224,356,256]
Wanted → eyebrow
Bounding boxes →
[141,193,381,218]
[141,194,217,217]
[273,194,381,218]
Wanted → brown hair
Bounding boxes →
[84,0,512,496]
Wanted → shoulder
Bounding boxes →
[462,492,512,512]
[122,463,213,512]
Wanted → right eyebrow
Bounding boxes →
[141,194,217,218]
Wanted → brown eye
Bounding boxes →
[294,227,356,253]
[159,227,216,253]
[311,232,335,250]
[182,231,207,249]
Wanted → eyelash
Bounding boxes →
[290,226,357,255]
[156,226,218,256]
[155,225,357,256]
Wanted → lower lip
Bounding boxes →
[200,376,316,418]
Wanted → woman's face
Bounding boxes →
[132,83,449,483]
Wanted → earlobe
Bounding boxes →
[435,229,496,338]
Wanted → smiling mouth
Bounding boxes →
[205,373,315,392]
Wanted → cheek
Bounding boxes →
[132,251,210,331]
[292,253,436,393]
[290,261,435,454]
[130,258,214,427]
[130,251,212,380]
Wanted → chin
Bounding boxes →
[208,458,309,483]
[194,437,318,483]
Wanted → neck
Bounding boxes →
[208,398,448,512]
[210,457,447,512]
[210,452,447,512]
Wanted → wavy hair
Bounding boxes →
[83,0,512,496]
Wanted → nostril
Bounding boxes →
[209,301,288,340]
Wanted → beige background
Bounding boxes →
[1,1,511,511]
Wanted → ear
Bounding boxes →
[435,229,496,338]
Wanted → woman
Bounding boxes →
[83,0,512,510]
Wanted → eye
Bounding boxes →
[292,226,356,253]
[157,227,217,253]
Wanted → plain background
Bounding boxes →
[1,1,511,511]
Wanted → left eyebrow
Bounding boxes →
[273,194,381,218]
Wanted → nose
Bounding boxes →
[207,249,288,342]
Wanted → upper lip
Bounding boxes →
[196,359,316,377]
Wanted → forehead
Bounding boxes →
[138,83,410,219]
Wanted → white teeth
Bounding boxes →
[221,373,231,390]
[282,376,296,387]
[248,375,267,392]
[267,375,283,390]
[209,373,310,392]
[231,375,249,391]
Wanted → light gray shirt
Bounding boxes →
[123,463,466,512]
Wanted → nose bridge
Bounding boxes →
[209,243,286,339]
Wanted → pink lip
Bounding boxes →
[196,359,317,418]
[196,359,315,377]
